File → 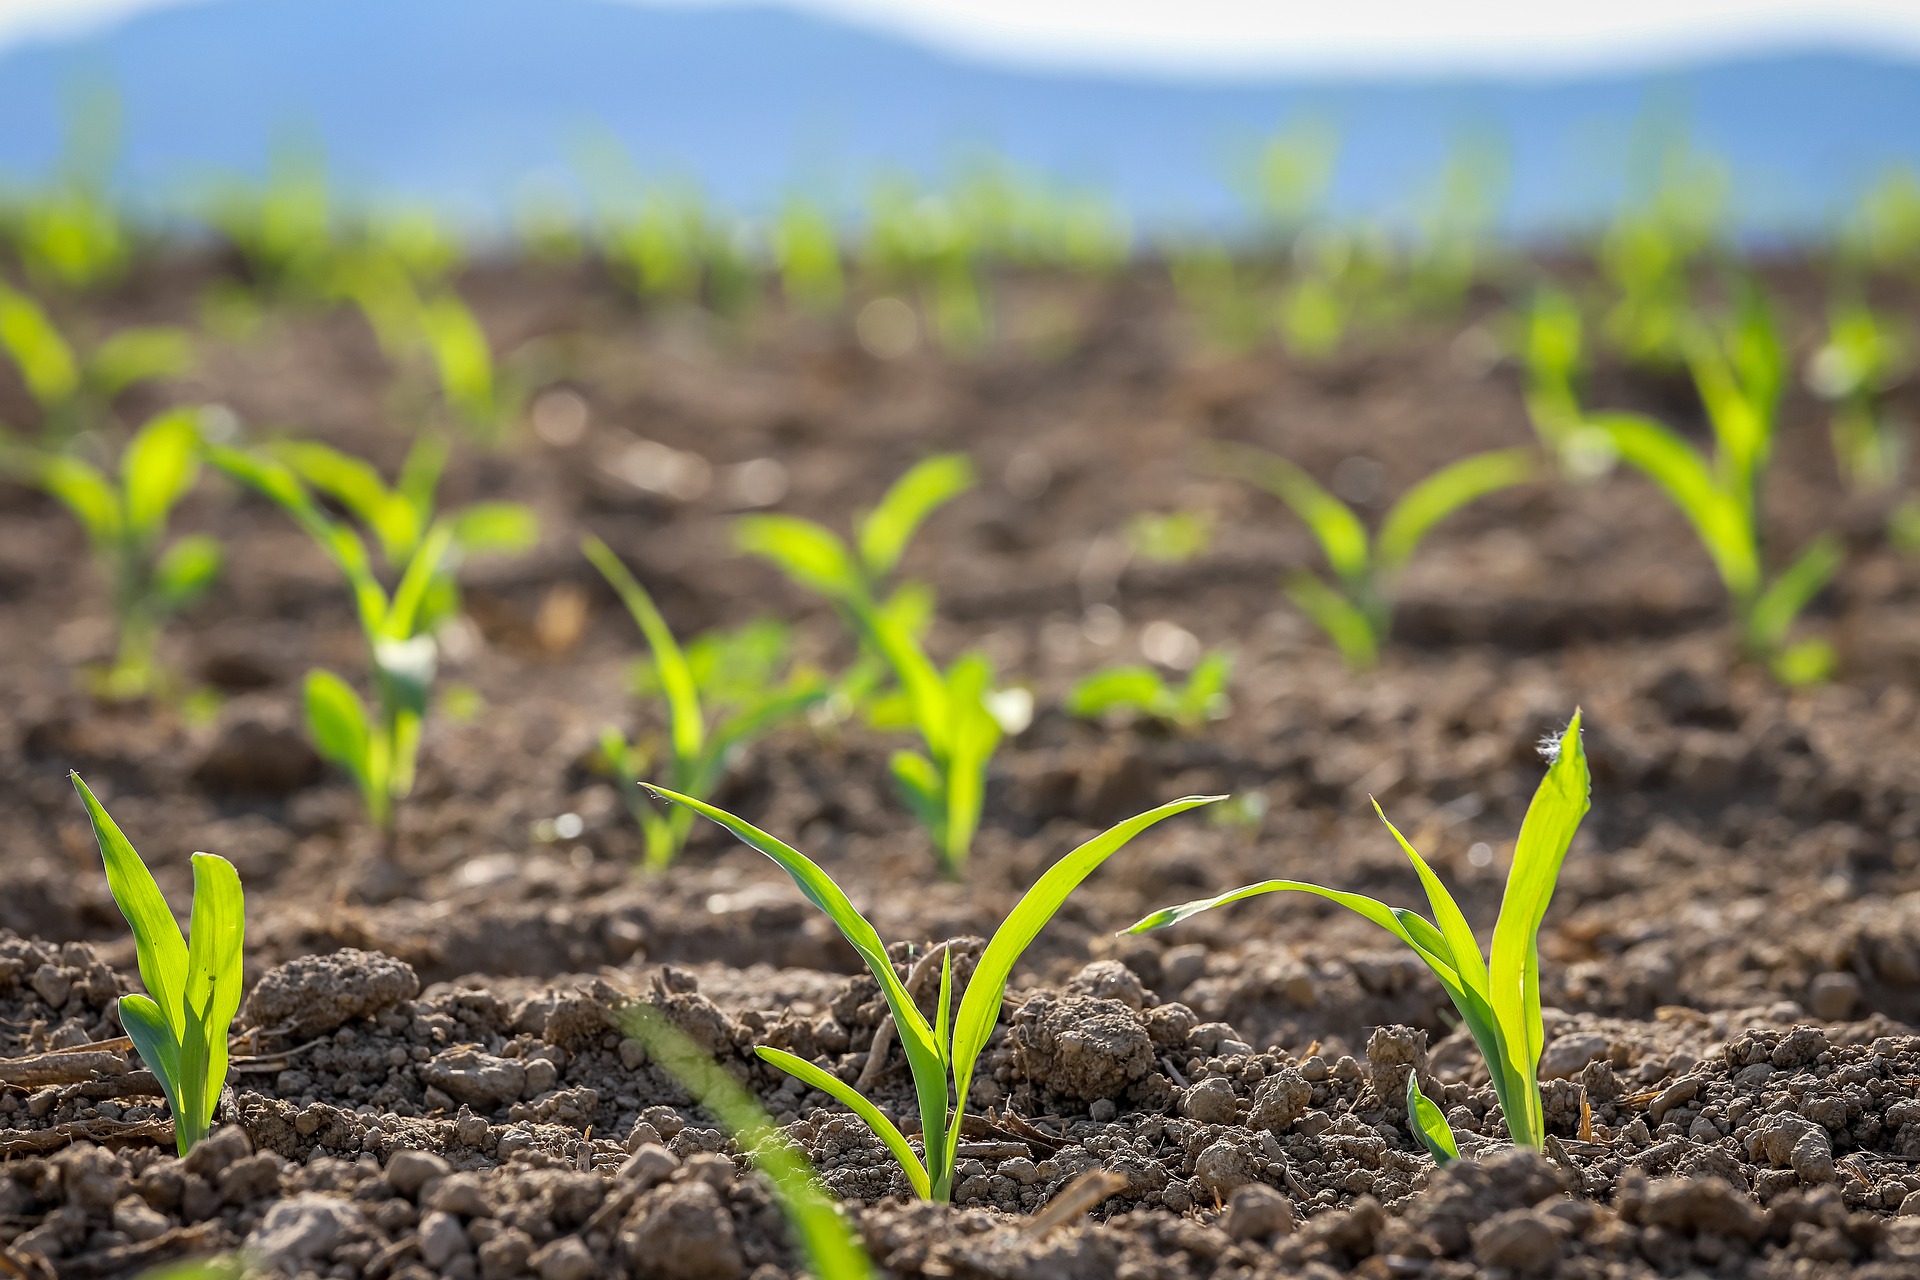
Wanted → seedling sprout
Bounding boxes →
[650,786,1219,1200]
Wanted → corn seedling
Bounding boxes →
[1125,509,1213,564]
[0,280,193,439]
[6,84,129,292]
[651,787,1220,1201]
[773,197,846,313]
[201,142,335,301]
[583,535,827,870]
[209,438,537,826]
[1406,1072,1460,1166]
[1066,651,1231,729]
[73,773,244,1157]
[1518,287,1613,480]
[618,1004,874,1279]
[1807,299,1908,492]
[1130,714,1590,1154]
[1216,442,1534,669]
[737,455,1023,876]
[1,408,221,698]
[864,179,989,351]
[1598,128,1725,366]
[1590,289,1843,682]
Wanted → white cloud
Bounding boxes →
[2,0,1918,72]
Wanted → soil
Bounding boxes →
[6,252,1920,1278]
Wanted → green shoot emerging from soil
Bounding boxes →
[739,454,1023,876]
[210,437,537,826]
[1589,288,1843,683]
[617,1005,874,1280]
[648,786,1220,1201]
[0,280,193,440]
[1215,442,1534,669]
[1066,651,1231,729]
[1130,713,1590,1154]
[583,534,826,870]
[1518,287,1614,480]
[1,408,221,698]
[73,773,244,1157]
[1807,298,1908,492]
[1406,1072,1460,1166]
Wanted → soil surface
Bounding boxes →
[6,254,1920,1278]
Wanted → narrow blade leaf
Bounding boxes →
[73,773,187,1036]
[856,453,975,579]
[584,534,704,763]
[756,1046,930,1200]
[1376,448,1533,575]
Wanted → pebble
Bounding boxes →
[385,1150,451,1199]
[1222,1184,1294,1240]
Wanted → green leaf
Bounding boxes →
[736,515,865,599]
[1374,805,1489,997]
[584,534,704,765]
[37,455,123,546]
[1215,444,1369,582]
[272,440,416,561]
[303,669,373,789]
[180,852,245,1144]
[1593,413,1758,601]
[948,795,1222,1165]
[757,1046,930,1200]
[418,293,495,422]
[383,524,456,641]
[642,787,946,1107]
[699,680,827,789]
[1172,652,1233,725]
[209,446,392,636]
[154,535,224,610]
[88,326,194,399]
[1376,448,1532,575]
[936,654,1001,870]
[396,432,450,528]
[118,993,186,1150]
[122,409,203,541]
[1771,638,1837,687]
[451,502,538,554]
[0,282,79,408]
[1065,667,1168,720]
[888,749,945,839]
[856,453,975,579]
[1405,1072,1460,1166]
[1487,712,1590,1148]
[1284,573,1379,669]
[1747,533,1843,656]
[73,774,187,1039]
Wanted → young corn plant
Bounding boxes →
[1518,287,1614,480]
[0,280,193,439]
[1066,651,1231,729]
[210,438,537,826]
[1807,298,1908,492]
[1130,714,1590,1155]
[0,408,221,698]
[618,1005,874,1280]
[738,454,1020,877]
[651,787,1220,1201]
[583,535,827,870]
[73,773,244,1157]
[1591,289,1844,683]
[1216,442,1535,669]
